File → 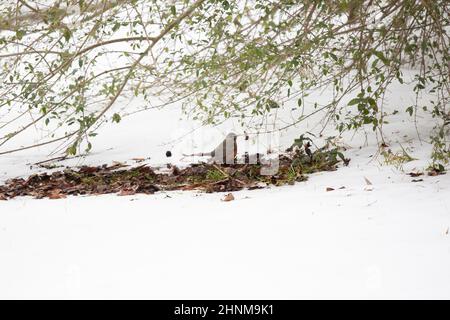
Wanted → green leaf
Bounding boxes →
[63,28,72,42]
[406,106,414,116]
[112,22,121,32]
[367,97,377,111]
[372,50,389,66]
[112,113,121,123]
[15,30,25,40]
[67,144,77,156]
[348,98,360,106]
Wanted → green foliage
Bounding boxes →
[430,127,450,165]
[112,113,121,123]
[206,169,227,181]
[381,146,416,170]
[0,0,448,163]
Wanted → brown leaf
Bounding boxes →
[79,166,100,174]
[364,177,372,185]
[408,172,423,177]
[118,186,138,196]
[179,182,205,191]
[0,144,350,199]
[48,190,66,199]
[248,182,267,190]
[222,193,235,202]
[326,187,335,192]
[107,162,129,170]
[170,165,180,176]
[0,193,7,201]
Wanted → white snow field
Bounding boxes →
[0,79,450,299]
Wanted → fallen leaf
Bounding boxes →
[364,177,372,185]
[428,169,445,176]
[48,190,66,199]
[326,187,335,192]
[408,172,423,177]
[222,193,235,202]
[0,146,348,199]
[411,179,423,182]
[248,182,267,190]
[428,165,446,176]
[119,189,137,196]
[79,166,100,174]
[170,165,180,176]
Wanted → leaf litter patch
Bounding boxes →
[0,146,349,200]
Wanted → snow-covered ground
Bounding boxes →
[0,79,449,299]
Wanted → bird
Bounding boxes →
[183,132,238,164]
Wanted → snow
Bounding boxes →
[0,78,450,299]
